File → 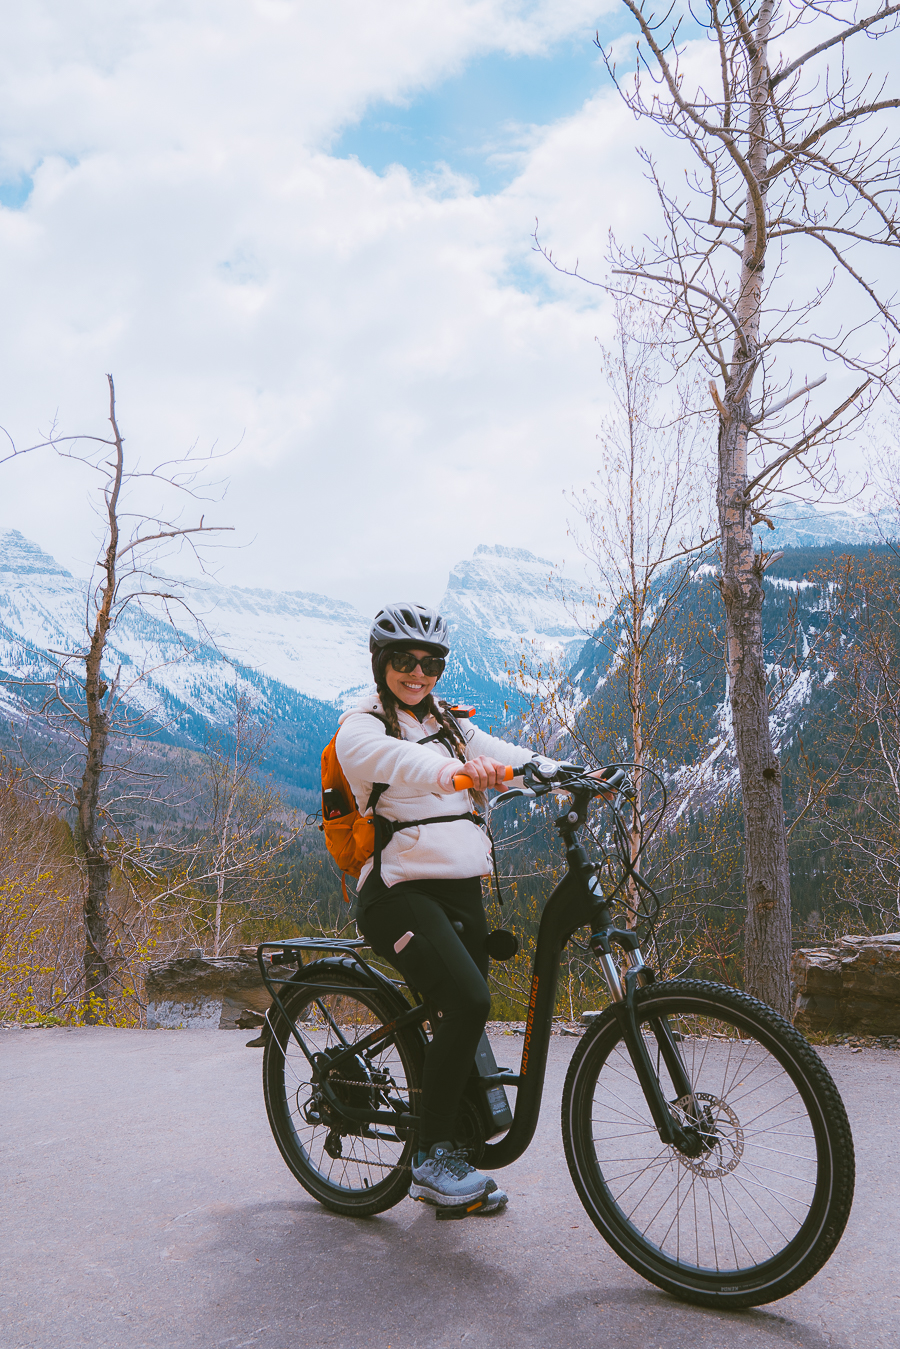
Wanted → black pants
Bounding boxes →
[357,875,490,1150]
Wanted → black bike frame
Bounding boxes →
[485,798,699,1163]
[257,799,699,1168]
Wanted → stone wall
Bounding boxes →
[792,934,900,1035]
[145,949,272,1029]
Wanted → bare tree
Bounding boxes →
[499,301,721,1025]
[4,376,232,1019]
[791,543,900,935]
[539,1,900,1013]
[560,298,716,922]
[156,688,299,956]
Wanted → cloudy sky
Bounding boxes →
[0,1,882,616]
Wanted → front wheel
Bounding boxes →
[263,961,424,1216]
[562,979,855,1308]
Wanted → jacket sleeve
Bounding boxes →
[336,713,451,801]
[460,720,557,775]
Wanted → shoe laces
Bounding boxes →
[432,1146,477,1180]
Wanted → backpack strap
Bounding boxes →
[369,810,484,884]
[416,729,443,745]
[417,726,462,755]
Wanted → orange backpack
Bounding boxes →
[320,735,380,887]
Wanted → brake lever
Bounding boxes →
[591,768,635,802]
[523,761,559,788]
[491,786,536,804]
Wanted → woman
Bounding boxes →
[335,601,555,1213]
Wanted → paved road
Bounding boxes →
[1,1029,897,1349]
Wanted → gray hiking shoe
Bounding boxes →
[476,1185,508,1214]
[409,1142,498,1208]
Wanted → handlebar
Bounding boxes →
[446,758,662,924]
[452,765,515,790]
[450,761,634,798]
[524,762,632,800]
[450,758,662,927]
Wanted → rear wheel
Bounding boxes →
[562,980,855,1308]
[263,962,424,1216]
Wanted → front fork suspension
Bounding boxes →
[590,928,704,1157]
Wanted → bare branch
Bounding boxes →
[750,374,827,424]
[770,4,900,89]
[745,379,872,496]
[114,520,235,563]
[609,268,751,347]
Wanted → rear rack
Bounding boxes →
[254,936,411,1041]
[257,935,365,961]
[255,936,369,991]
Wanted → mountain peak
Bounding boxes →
[0,529,72,578]
[473,543,554,567]
[439,544,586,692]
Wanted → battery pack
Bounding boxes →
[473,1032,514,1134]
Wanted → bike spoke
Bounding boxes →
[584,1003,825,1274]
[277,988,413,1195]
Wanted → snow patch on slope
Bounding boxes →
[183,577,371,704]
[440,544,586,685]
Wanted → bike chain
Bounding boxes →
[323,1075,420,1093]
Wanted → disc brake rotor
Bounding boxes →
[671,1090,745,1178]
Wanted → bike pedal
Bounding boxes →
[434,1196,489,1220]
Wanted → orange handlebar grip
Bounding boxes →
[452,765,515,791]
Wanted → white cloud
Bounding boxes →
[0,1,881,622]
[0,1,643,614]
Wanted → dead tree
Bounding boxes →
[540,1,900,1013]
[564,298,716,923]
[154,688,299,956]
[7,375,232,1019]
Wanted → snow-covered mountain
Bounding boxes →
[0,508,892,806]
[754,503,897,551]
[0,532,585,724]
[191,545,587,708]
[440,545,586,688]
[182,578,372,705]
[0,530,270,727]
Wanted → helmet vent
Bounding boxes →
[368,602,451,657]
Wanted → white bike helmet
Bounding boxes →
[369,602,450,656]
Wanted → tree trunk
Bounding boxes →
[717,465,791,1013]
[627,636,643,929]
[717,0,792,1017]
[77,376,123,1021]
[215,867,224,956]
[79,600,114,1018]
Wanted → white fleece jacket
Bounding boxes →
[335,691,551,888]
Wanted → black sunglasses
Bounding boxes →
[389,651,446,677]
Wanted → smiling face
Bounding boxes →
[384,647,440,707]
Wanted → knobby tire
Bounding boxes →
[561,979,855,1308]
